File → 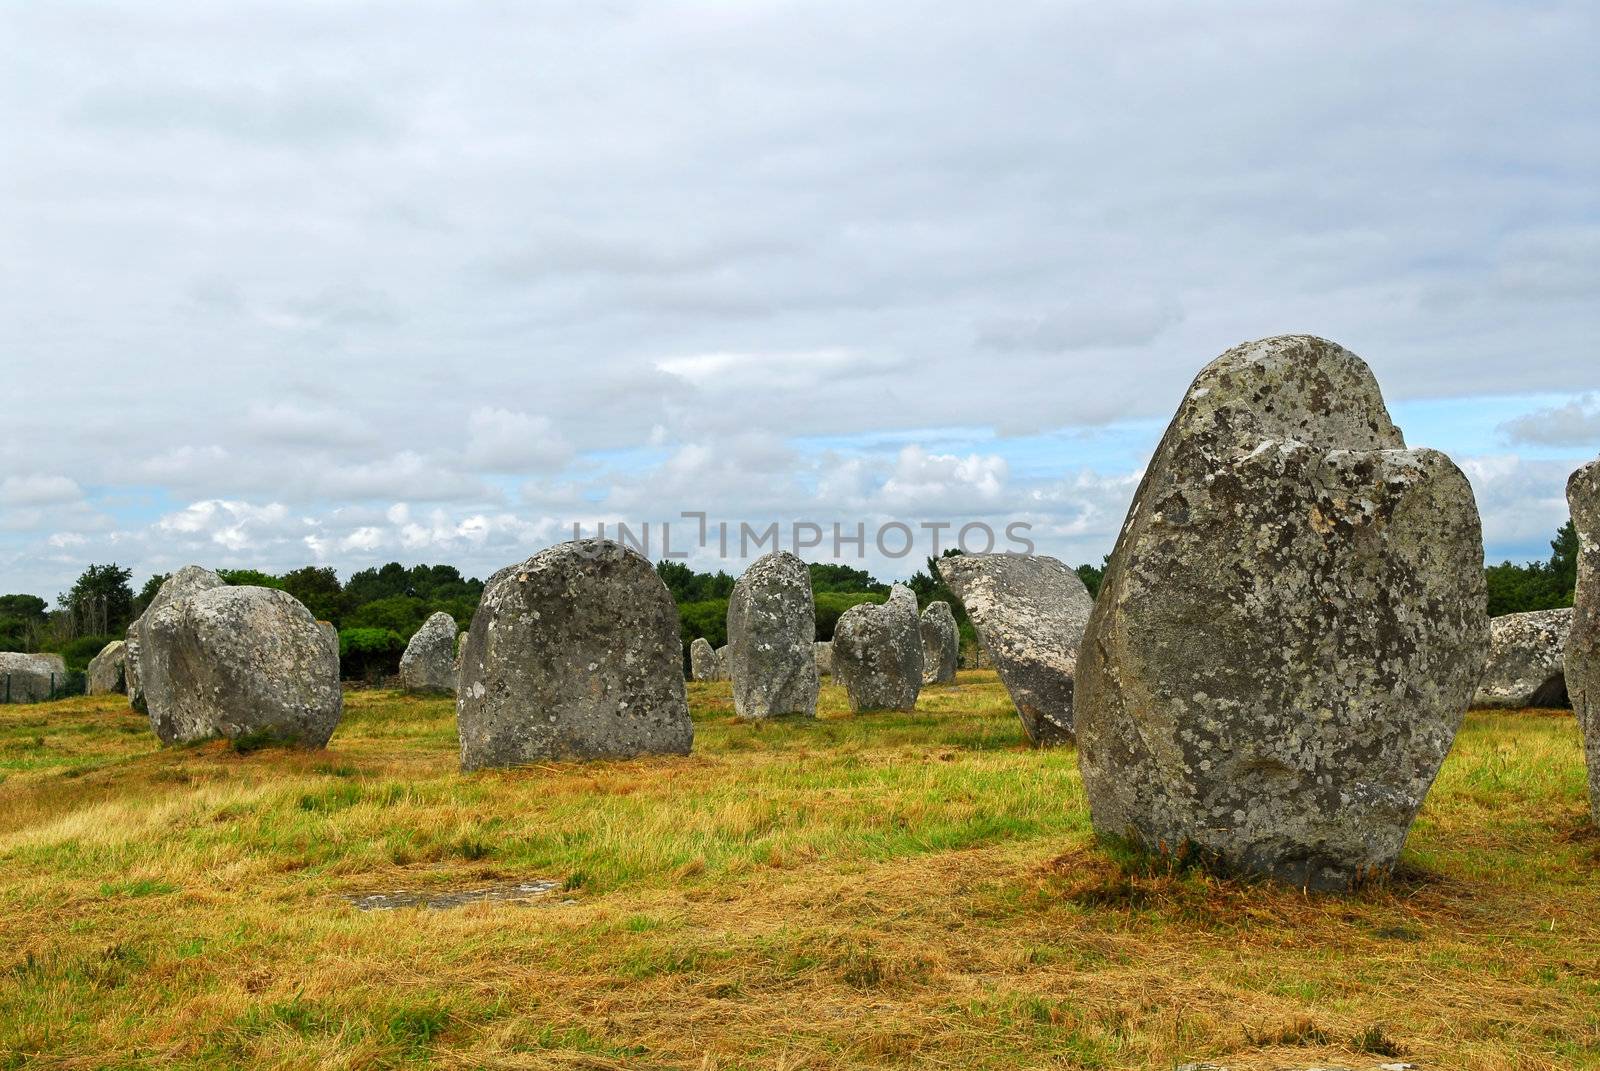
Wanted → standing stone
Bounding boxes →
[87,639,127,695]
[318,621,339,658]
[1075,336,1489,890]
[919,601,958,685]
[143,585,343,747]
[937,554,1092,745]
[399,611,459,694]
[125,619,144,710]
[689,637,720,682]
[814,641,833,677]
[1568,458,1600,823]
[1473,608,1572,709]
[136,566,227,730]
[833,585,923,712]
[0,652,68,704]
[715,645,730,680]
[727,552,820,719]
[457,540,692,768]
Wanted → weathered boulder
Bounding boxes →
[814,641,833,677]
[833,585,923,712]
[919,601,958,685]
[87,639,127,695]
[1474,608,1572,709]
[143,585,342,747]
[457,540,692,768]
[125,619,144,710]
[937,555,1090,743]
[1075,335,1489,890]
[0,652,67,703]
[689,637,721,681]
[727,551,819,718]
[136,566,227,727]
[1569,458,1600,823]
[399,611,459,694]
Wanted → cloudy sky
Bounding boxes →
[3,1,1597,598]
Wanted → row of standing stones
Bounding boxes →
[50,334,1600,891]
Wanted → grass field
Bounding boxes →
[0,672,1596,1070]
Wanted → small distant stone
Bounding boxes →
[0,652,68,704]
[87,640,128,695]
[814,640,832,677]
[399,611,459,695]
[1474,607,1571,709]
[918,601,958,685]
[689,637,721,681]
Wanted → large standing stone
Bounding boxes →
[919,601,958,685]
[726,552,819,719]
[457,540,692,768]
[0,652,67,704]
[399,611,459,694]
[814,641,833,677]
[689,637,721,682]
[87,640,127,695]
[1568,458,1600,823]
[1075,335,1489,890]
[937,555,1090,744]
[1474,608,1572,709]
[136,566,227,728]
[833,585,923,712]
[143,585,342,746]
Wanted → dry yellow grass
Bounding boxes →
[0,672,1596,1070]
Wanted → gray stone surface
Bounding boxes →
[457,539,692,768]
[1569,458,1600,823]
[814,640,833,677]
[689,637,721,682]
[143,585,342,747]
[0,652,67,704]
[399,611,459,694]
[1075,335,1489,890]
[136,566,226,729]
[87,639,127,695]
[1473,607,1572,709]
[318,621,339,658]
[125,618,144,710]
[937,554,1090,744]
[832,585,923,712]
[919,601,958,685]
[726,551,819,718]
[715,644,729,678]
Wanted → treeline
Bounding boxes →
[0,519,1577,679]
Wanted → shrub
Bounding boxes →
[338,627,406,682]
[813,592,886,641]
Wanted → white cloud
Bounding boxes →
[0,475,83,507]
[1498,394,1600,448]
[464,408,573,472]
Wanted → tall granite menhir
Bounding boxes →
[457,540,692,768]
[1568,458,1600,823]
[833,584,922,713]
[1075,335,1489,890]
[726,551,819,718]
[918,601,958,685]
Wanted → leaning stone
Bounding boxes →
[87,640,127,695]
[457,540,692,768]
[919,601,958,685]
[399,611,459,694]
[937,554,1091,745]
[1474,608,1572,709]
[1568,458,1600,823]
[832,585,923,712]
[692,637,727,682]
[726,551,819,718]
[0,652,68,704]
[136,566,227,733]
[143,585,342,747]
[1075,335,1489,890]
[814,641,833,677]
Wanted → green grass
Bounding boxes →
[0,675,1595,1069]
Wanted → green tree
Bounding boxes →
[0,594,48,652]
[132,574,169,617]
[58,563,135,639]
[280,565,346,624]
[1075,555,1110,600]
